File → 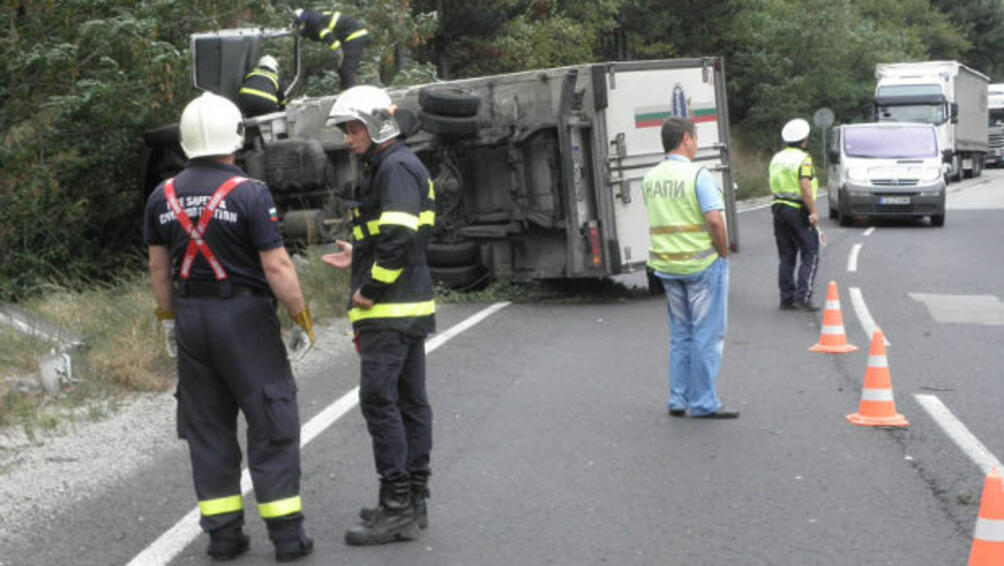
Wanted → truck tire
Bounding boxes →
[427,240,479,268]
[418,86,481,117]
[430,264,487,290]
[419,111,479,138]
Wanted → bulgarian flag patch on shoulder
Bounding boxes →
[269,207,278,222]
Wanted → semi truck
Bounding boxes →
[139,28,739,289]
[987,83,1004,167]
[874,60,989,182]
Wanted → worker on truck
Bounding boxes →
[237,54,285,118]
[768,118,820,311]
[293,7,370,90]
[144,91,315,562]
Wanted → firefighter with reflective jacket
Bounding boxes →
[144,91,315,561]
[293,7,370,90]
[321,85,435,546]
[237,54,285,118]
[769,118,820,311]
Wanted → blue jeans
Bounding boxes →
[656,257,729,416]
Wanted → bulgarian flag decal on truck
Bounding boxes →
[635,104,717,128]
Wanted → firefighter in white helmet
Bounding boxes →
[322,85,435,545]
[143,91,314,561]
[769,118,820,311]
[237,54,285,118]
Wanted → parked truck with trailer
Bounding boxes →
[986,83,1004,167]
[874,60,989,182]
[139,27,739,289]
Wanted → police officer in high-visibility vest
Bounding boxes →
[321,85,435,545]
[643,117,737,419]
[237,54,285,118]
[769,118,820,311]
[144,91,315,562]
[293,7,370,90]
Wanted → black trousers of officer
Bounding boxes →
[174,293,303,534]
[338,37,369,91]
[772,203,820,305]
[358,329,432,483]
[237,90,280,119]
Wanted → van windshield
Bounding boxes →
[843,126,938,159]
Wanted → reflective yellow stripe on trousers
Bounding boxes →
[199,494,243,516]
[258,495,302,519]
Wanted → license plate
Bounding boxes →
[879,196,910,205]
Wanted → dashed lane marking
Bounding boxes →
[848,287,890,346]
[847,243,862,272]
[126,302,512,566]
[915,394,1002,475]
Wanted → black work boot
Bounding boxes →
[345,480,419,545]
[206,523,250,561]
[267,515,314,562]
[359,474,430,529]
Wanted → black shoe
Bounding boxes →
[360,475,430,529]
[274,532,313,562]
[668,408,686,417]
[207,532,250,562]
[795,301,820,312]
[692,408,740,419]
[779,301,797,311]
[346,481,420,546]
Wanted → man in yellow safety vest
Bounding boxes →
[643,117,736,419]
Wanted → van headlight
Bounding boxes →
[847,167,869,183]
[919,167,942,182]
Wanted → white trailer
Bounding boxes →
[874,60,989,181]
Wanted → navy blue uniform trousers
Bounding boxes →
[358,329,432,483]
[174,294,302,533]
[772,203,819,305]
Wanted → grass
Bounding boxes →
[731,134,829,200]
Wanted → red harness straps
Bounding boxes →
[164,176,248,280]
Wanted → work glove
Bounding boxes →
[155,307,177,358]
[287,307,316,362]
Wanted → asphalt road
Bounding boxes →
[3,172,1002,566]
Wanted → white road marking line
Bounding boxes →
[863,227,875,237]
[848,287,890,346]
[847,243,862,272]
[126,301,512,566]
[914,394,1003,476]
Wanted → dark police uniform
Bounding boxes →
[143,159,306,539]
[238,64,284,117]
[348,141,435,485]
[295,9,370,90]
[769,147,819,307]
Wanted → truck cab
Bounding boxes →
[987,83,1004,167]
[827,122,946,227]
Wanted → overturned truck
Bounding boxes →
[140,28,739,289]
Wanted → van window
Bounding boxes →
[843,127,938,159]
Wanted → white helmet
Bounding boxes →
[258,54,279,73]
[179,91,244,159]
[781,118,811,143]
[327,85,400,144]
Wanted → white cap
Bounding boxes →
[327,85,400,144]
[781,118,811,143]
[258,54,279,73]
[179,92,244,159]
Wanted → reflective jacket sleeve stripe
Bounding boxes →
[349,300,435,323]
[258,495,302,519]
[379,211,419,231]
[371,263,403,284]
[245,69,280,90]
[239,87,279,104]
[345,29,368,42]
[199,495,244,516]
[419,210,435,227]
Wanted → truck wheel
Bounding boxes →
[930,213,945,227]
[419,111,479,138]
[418,86,481,117]
[427,240,479,268]
[430,264,487,290]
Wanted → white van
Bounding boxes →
[827,122,946,227]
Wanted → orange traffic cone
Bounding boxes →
[968,467,1004,565]
[809,281,858,353]
[846,328,908,427]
